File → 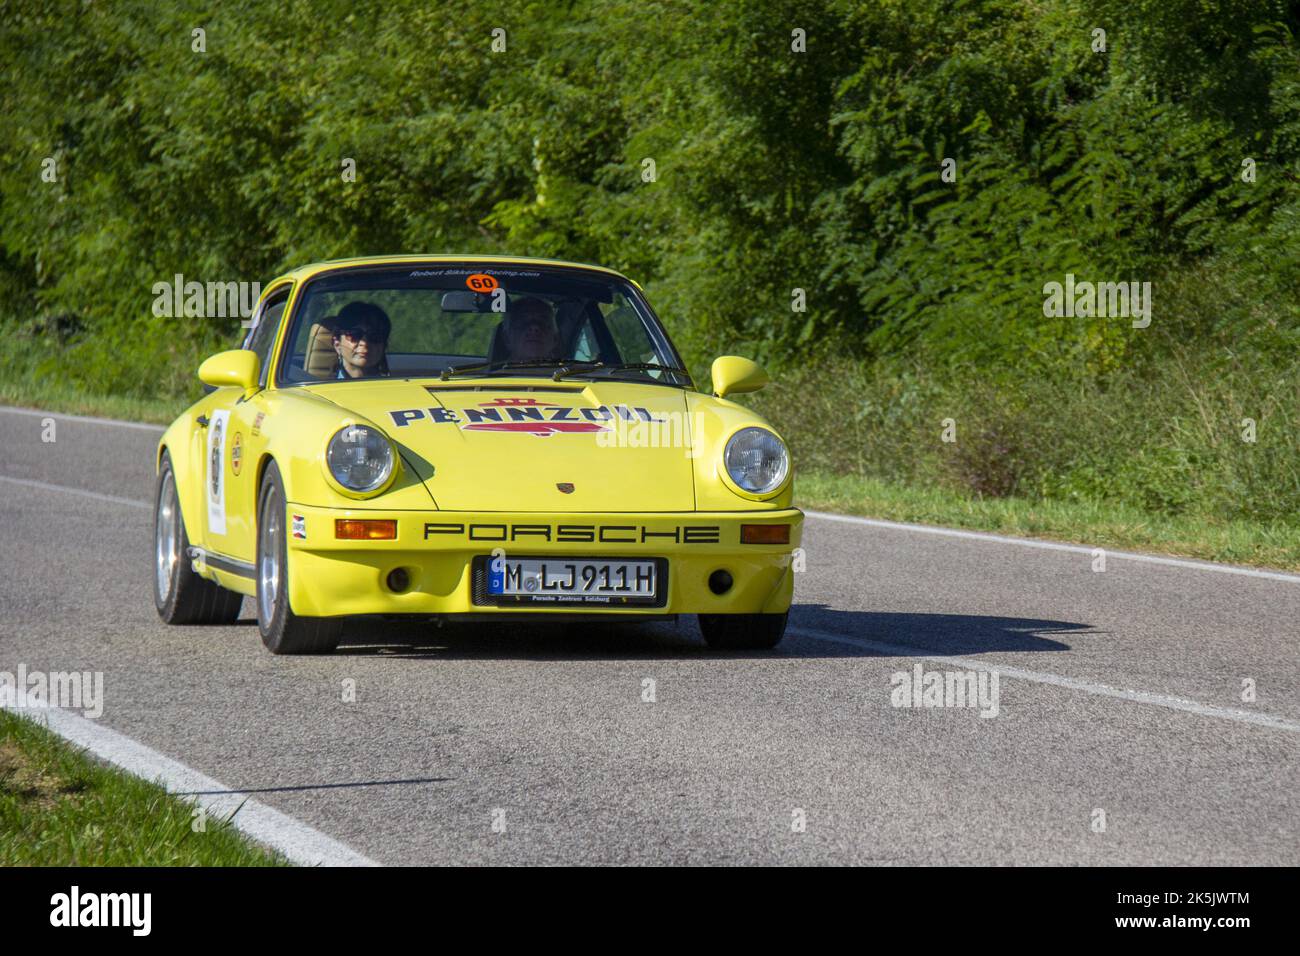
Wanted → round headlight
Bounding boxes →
[724,427,789,495]
[326,424,394,493]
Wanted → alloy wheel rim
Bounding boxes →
[156,472,179,600]
[259,491,281,623]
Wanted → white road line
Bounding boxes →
[0,404,166,432]
[805,510,1300,583]
[0,474,150,510]
[791,626,1300,734]
[2,696,380,866]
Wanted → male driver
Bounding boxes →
[502,297,561,362]
[332,301,391,378]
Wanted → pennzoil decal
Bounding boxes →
[251,412,265,437]
[388,398,663,437]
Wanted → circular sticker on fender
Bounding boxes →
[230,432,243,476]
[466,273,499,293]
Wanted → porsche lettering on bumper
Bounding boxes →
[423,522,721,544]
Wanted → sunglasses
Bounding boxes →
[339,328,385,343]
[508,316,553,332]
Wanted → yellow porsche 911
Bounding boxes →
[153,256,802,654]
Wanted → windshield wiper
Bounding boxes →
[549,361,606,380]
[440,360,575,381]
[551,362,691,382]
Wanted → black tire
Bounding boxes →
[256,461,343,655]
[153,451,244,625]
[697,611,789,650]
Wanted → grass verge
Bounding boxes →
[797,470,1300,572]
[0,374,186,426]
[0,710,287,866]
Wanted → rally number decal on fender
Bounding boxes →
[206,410,230,535]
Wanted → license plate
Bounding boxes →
[487,558,658,602]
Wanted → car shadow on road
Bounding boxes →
[790,605,1090,657]
[324,604,1091,661]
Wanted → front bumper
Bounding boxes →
[284,506,803,618]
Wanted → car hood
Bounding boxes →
[305,378,697,512]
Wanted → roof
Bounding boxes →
[270,254,636,287]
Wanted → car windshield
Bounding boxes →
[276,264,691,387]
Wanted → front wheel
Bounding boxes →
[256,462,342,655]
[154,452,243,625]
[697,612,788,650]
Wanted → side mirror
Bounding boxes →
[710,355,769,399]
[198,349,260,394]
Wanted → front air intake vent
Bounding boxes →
[425,385,584,394]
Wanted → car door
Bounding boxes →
[202,283,292,566]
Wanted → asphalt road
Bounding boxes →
[1,405,1297,865]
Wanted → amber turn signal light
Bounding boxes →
[740,524,789,544]
[335,519,397,540]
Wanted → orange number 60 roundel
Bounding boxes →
[466,273,499,293]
